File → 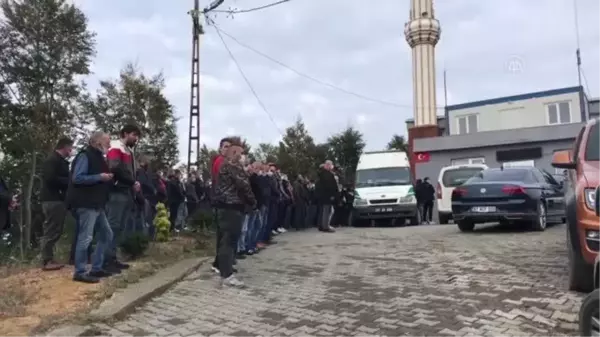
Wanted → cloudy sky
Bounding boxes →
[77,0,599,162]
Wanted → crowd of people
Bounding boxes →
[0,125,355,287]
[209,136,355,288]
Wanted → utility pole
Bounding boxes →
[186,0,204,174]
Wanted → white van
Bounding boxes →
[436,163,488,224]
[351,150,419,226]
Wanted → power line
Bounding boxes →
[206,17,286,139]
[212,0,292,14]
[211,23,444,111]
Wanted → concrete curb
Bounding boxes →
[46,257,209,336]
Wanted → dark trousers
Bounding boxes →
[318,205,333,229]
[41,201,67,264]
[212,209,221,267]
[306,204,318,228]
[216,209,244,278]
[423,201,434,222]
[168,203,180,231]
[293,203,307,229]
[187,201,197,218]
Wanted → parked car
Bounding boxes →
[578,186,599,337]
[436,164,488,224]
[552,118,599,292]
[451,167,565,232]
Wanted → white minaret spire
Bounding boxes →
[404,0,441,126]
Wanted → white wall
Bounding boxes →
[448,91,582,135]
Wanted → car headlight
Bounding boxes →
[399,195,415,204]
[584,188,596,210]
[354,196,369,207]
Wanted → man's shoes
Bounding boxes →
[89,269,114,278]
[113,260,130,269]
[256,242,266,249]
[42,261,64,271]
[221,275,245,288]
[319,227,335,233]
[103,264,122,274]
[276,227,287,233]
[211,266,220,274]
[73,273,100,284]
[246,249,255,255]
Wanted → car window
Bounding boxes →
[468,169,528,182]
[531,169,547,184]
[584,122,599,161]
[441,167,484,187]
[541,170,560,185]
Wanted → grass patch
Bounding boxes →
[1,230,215,336]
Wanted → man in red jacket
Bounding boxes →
[211,137,233,274]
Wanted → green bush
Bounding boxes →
[119,232,150,259]
[154,203,171,242]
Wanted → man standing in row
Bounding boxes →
[211,138,231,274]
[105,124,141,272]
[40,137,73,270]
[316,160,337,233]
[67,131,114,283]
[213,137,256,288]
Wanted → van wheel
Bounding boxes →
[531,202,547,231]
[578,289,599,337]
[567,229,594,292]
[439,213,449,224]
[457,221,475,232]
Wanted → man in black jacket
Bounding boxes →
[66,131,114,283]
[421,177,436,224]
[167,170,186,231]
[316,160,338,233]
[40,137,73,271]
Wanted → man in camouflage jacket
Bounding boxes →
[213,137,256,288]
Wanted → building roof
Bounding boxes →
[413,122,584,153]
[446,86,582,111]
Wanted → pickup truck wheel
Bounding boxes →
[567,228,594,292]
[579,289,599,337]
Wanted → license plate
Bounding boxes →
[471,206,496,213]
[375,207,393,212]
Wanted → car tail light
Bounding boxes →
[453,187,467,197]
[436,183,442,199]
[501,185,526,195]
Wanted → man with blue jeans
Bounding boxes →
[66,132,115,283]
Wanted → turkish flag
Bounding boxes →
[414,152,430,163]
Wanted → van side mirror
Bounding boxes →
[595,186,599,217]
[551,150,576,170]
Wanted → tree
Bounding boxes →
[91,63,179,170]
[386,134,408,152]
[0,0,95,249]
[327,127,365,183]
[197,144,218,182]
[277,118,318,179]
[252,143,279,163]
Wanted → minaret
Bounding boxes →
[404,0,441,179]
[404,0,441,126]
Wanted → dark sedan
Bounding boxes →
[451,167,565,232]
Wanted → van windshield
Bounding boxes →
[585,122,599,161]
[442,167,485,187]
[355,167,411,187]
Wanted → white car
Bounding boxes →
[436,164,488,224]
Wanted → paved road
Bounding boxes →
[93,223,584,336]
